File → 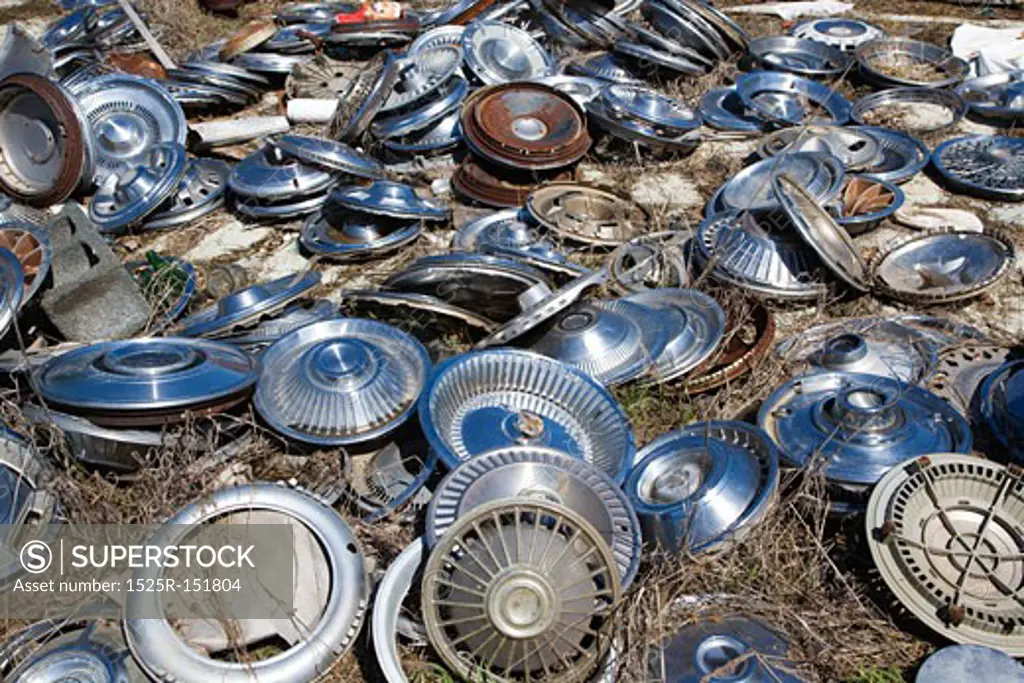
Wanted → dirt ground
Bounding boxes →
[1,0,1023,681]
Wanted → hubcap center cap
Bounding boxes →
[488,571,557,639]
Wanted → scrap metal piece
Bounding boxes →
[422,499,618,683]
[759,372,971,488]
[301,210,421,262]
[461,82,591,170]
[735,71,852,126]
[710,152,845,214]
[699,86,766,132]
[345,436,436,523]
[70,74,186,186]
[143,158,230,231]
[626,424,779,553]
[371,76,469,139]
[866,455,1024,654]
[956,70,1024,125]
[791,18,884,52]
[0,74,89,206]
[420,348,634,481]
[628,289,726,386]
[614,40,708,76]
[384,253,550,322]
[756,125,881,172]
[255,319,430,446]
[274,134,384,178]
[34,337,258,425]
[643,0,728,62]
[774,173,870,292]
[0,247,22,338]
[869,228,1015,304]
[531,300,671,386]
[527,184,647,247]
[856,38,969,89]
[683,299,775,393]
[931,135,1024,201]
[88,142,188,232]
[462,20,554,85]
[426,445,642,586]
[749,36,852,78]
[219,299,336,352]
[179,271,321,338]
[695,210,827,300]
[608,231,690,294]
[23,403,164,472]
[126,484,369,681]
[330,180,449,220]
[648,615,800,683]
[382,108,462,155]
[852,87,967,134]
[340,290,497,334]
[0,221,49,307]
[329,50,400,142]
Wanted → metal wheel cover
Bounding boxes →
[607,231,690,295]
[476,267,608,346]
[758,372,971,485]
[89,142,187,231]
[791,18,884,52]
[699,86,765,132]
[4,620,146,683]
[23,403,163,472]
[380,47,463,113]
[715,152,845,213]
[928,344,1011,417]
[627,289,726,385]
[462,83,591,170]
[777,317,942,385]
[735,71,852,126]
[462,21,554,85]
[0,247,22,338]
[0,74,86,206]
[228,144,338,201]
[419,348,634,482]
[143,158,229,231]
[567,52,645,85]
[125,483,369,681]
[531,300,671,386]
[256,319,429,445]
[915,645,1024,683]
[382,108,462,155]
[180,271,321,338]
[371,537,424,683]
[0,221,49,306]
[629,422,778,553]
[974,360,1024,460]
[345,437,436,522]
[598,84,701,134]
[750,36,852,78]
[425,444,642,586]
[71,75,185,185]
[300,211,421,261]
[384,253,550,322]
[643,1,728,62]
[371,76,469,140]
[454,209,552,255]
[409,25,466,55]
[695,211,828,300]
[865,455,1024,654]
[340,290,497,334]
[330,50,400,141]
[614,40,708,76]
[757,126,881,172]
[220,299,335,349]
[870,229,1015,304]
[852,87,967,134]
[932,135,1024,201]
[421,499,619,683]
[527,184,647,247]
[330,181,449,220]
[41,7,96,49]
[956,70,1024,123]
[179,60,272,87]
[588,97,702,151]
[34,337,258,414]
[684,300,775,393]
[649,615,798,683]
[231,51,309,74]
[274,134,384,178]
[232,190,333,220]
[774,173,870,291]
[531,75,607,106]
[856,125,928,184]
[856,38,969,89]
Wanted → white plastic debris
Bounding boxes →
[189,116,292,150]
[951,24,1024,76]
[286,98,339,123]
[894,206,985,233]
[725,1,853,19]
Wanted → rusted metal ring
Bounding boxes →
[683,299,776,393]
[0,74,86,206]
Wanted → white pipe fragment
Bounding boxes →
[286,98,339,123]
[189,116,292,149]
